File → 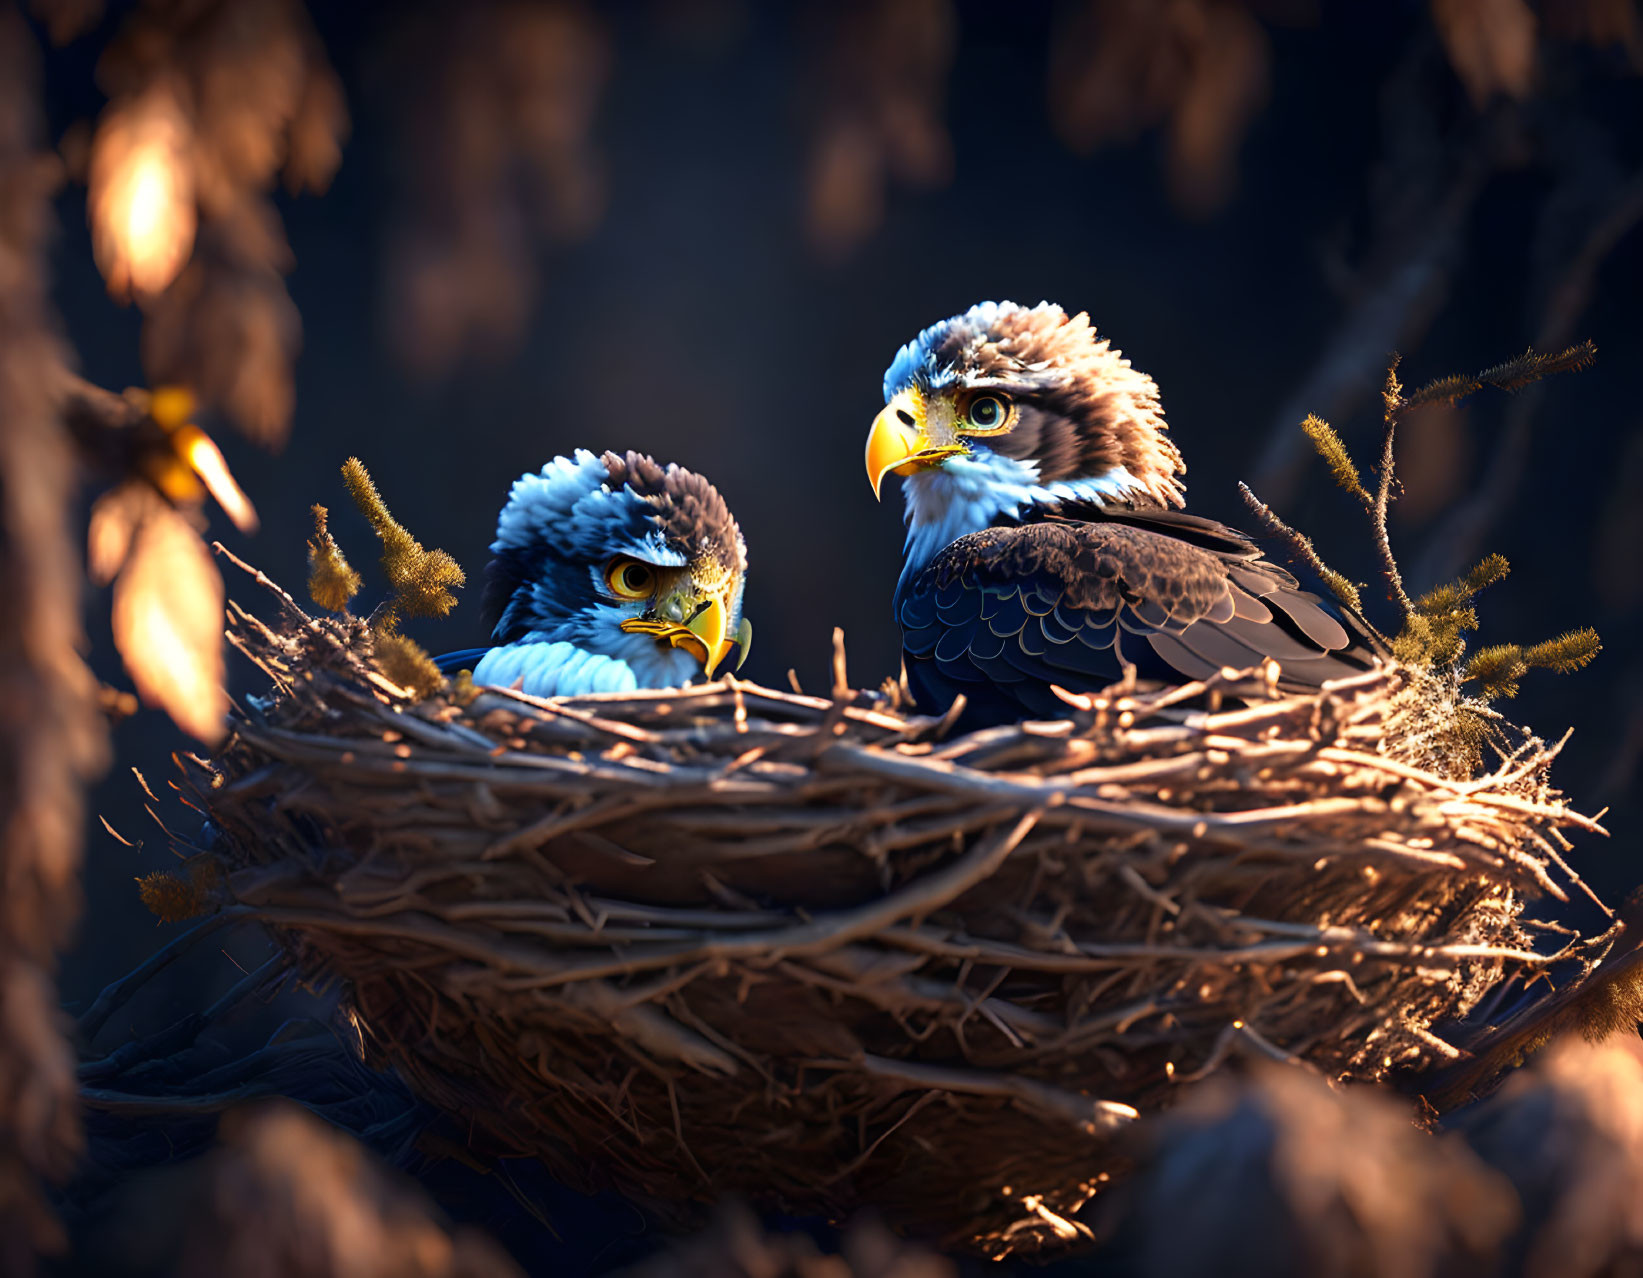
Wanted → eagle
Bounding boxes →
[865,301,1381,727]
[436,449,751,697]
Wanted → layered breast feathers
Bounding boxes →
[896,503,1381,720]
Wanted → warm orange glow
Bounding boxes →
[112,503,227,745]
[177,424,259,534]
[88,87,197,298]
[148,386,197,429]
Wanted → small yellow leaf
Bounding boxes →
[175,423,258,533]
[148,386,196,429]
[112,503,228,744]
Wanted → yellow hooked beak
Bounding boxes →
[865,387,964,499]
[620,587,752,679]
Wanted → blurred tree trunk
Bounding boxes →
[0,5,110,1272]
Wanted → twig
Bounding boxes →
[1373,356,1415,619]
[1412,166,1643,587]
[1238,482,1365,616]
[854,1054,1138,1135]
[77,909,251,1040]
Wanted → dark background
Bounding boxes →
[35,0,1643,1122]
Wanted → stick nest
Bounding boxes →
[178,555,1604,1259]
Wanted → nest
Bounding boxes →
[178,558,1605,1258]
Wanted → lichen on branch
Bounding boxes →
[1243,340,1601,772]
[305,503,361,612]
[339,456,465,627]
[305,458,465,701]
[371,630,445,700]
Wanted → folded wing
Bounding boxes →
[896,509,1381,721]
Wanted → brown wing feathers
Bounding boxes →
[904,511,1379,719]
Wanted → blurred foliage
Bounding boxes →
[0,7,106,1263]
[1050,0,1272,216]
[1107,1059,1518,1278]
[1109,1039,1643,1278]
[373,0,609,376]
[1457,1038,1643,1278]
[108,494,227,745]
[618,1203,954,1278]
[95,1102,523,1278]
[1430,0,1538,106]
[800,0,954,258]
[69,0,348,443]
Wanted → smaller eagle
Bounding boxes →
[865,301,1382,727]
[437,449,751,697]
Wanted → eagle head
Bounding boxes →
[473,449,750,695]
[865,301,1186,511]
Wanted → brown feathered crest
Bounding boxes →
[940,303,1186,507]
[599,450,747,578]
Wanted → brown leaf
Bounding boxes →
[284,64,349,195]
[800,0,956,258]
[166,1104,525,1278]
[1166,0,1271,214]
[173,423,259,533]
[1050,0,1185,153]
[804,121,885,259]
[86,79,198,298]
[1431,0,1538,106]
[141,253,300,446]
[383,216,534,376]
[1049,0,1271,216]
[111,502,227,744]
[1543,0,1643,67]
[375,1,610,373]
[28,0,104,45]
[87,0,345,442]
[183,0,308,209]
[86,479,162,586]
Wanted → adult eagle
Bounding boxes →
[865,301,1380,727]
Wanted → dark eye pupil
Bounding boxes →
[623,566,647,591]
[972,398,1000,426]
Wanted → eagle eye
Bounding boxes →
[605,557,657,600]
[962,394,1010,433]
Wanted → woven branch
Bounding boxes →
[170,550,1608,1258]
